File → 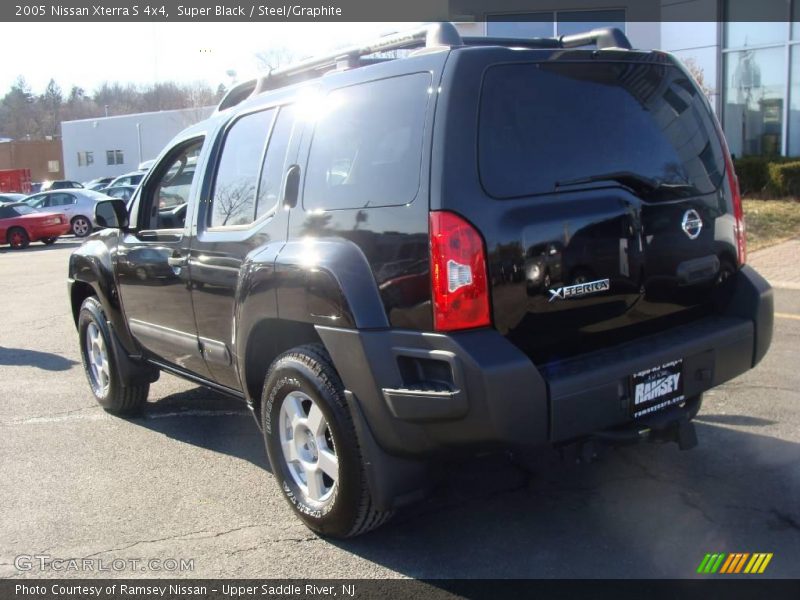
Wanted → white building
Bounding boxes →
[61,106,214,181]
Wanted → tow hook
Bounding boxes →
[643,417,698,450]
[590,411,699,451]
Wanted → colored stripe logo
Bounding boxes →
[697,553,773,574]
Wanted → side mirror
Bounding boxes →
[95,198,129,229]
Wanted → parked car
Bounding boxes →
[0,202,70,248]
[103,184,137,203]
[0,193,26,205]
[84,177,115,192]
[104,171,145,189]
[41,180,84,191]
[68,24,773,538]
[21,189,111,237]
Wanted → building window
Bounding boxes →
[47,160,59,173]
[106,150,124,165]
[555,10,626,37]
[723,48,785,157]
[77,151,93,167]
[722,0,800,156]
[487,12,553,38]
[487,9,625,39]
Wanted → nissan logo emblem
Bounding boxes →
[681,209,703,240]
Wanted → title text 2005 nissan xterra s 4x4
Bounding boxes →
[69,23,773,537]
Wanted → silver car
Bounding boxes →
[20,189,113,237]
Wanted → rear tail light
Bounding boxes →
[726,153,746,266]
[713,117,746,266]
[429,211,491,331]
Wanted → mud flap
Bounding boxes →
[107,322,160,386]
[344,390,430,511]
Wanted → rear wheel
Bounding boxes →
[261,344,392,538]
[7,227,29,249]
[41,237,58,246]
[71,216,92,237]
[78,296,149,415]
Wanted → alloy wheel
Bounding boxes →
[73,218,90,237]
[85,322,110,396]
[278,390,339,503]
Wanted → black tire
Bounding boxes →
[71,216,92,238]
[261,344,392,538]
[7,227,29,249]
[41,237,58,246]
[78,296,149,415]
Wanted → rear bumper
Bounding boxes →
[317,265,772,457]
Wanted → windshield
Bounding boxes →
[479,61,726,200]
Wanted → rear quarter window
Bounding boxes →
[478,61,725,199]
[303,73,432,211]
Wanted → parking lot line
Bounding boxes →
[775,312,800,321]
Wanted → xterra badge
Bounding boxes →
[548,278,610,302]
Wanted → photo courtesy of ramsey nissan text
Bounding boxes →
[0,1,798,598]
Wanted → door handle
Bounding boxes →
[282,164,301,209]
[168,256,188,267]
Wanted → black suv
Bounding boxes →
[69,24,773,537]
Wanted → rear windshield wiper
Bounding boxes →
[555,171,696,198]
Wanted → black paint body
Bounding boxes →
[69,44,773,508]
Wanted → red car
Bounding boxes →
[0,202,71,249]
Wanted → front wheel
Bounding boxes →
[78,296,149,415]
[71,216,92,237]
[261,344,392,538]
[41,237,58,246]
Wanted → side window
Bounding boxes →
[51,194,74,207]
[210,109,275,228]
[142,138,204,230]
[303,73,431,211]
[256,104,296,220]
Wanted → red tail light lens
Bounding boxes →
[726,152,746,266]
[713,116,746,266]
[429,211,491,331]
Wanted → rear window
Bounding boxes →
[479,61,725,199]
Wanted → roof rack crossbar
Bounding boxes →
[461,36,562,49]
[560,27,632,50]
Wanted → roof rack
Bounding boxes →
[462,27,632,51]
[216,24,631,112]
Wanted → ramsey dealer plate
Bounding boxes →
[630,359,684,418]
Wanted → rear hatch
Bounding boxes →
[435,48,739,364]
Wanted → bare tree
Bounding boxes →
[39,79,63,138]
[255,47,295,72]
[682,57,714,99]
[213,182,255,226]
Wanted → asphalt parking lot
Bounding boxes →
[0,238,798,579]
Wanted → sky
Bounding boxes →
[0,22,415,94]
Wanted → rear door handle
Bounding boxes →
[167,256,188,267]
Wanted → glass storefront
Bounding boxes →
[723,47,785,157]
[723,0,800,156]
[487,9,625,39]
